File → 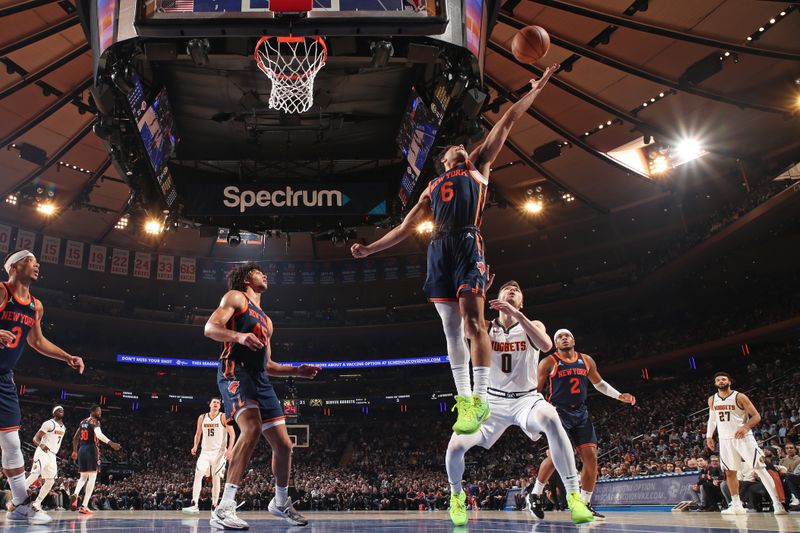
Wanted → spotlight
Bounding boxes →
[416,221,434,234]
[370,40,394,68]
[5,195,18,206]
[145,219,163,235]
[37,202,57,216]
[524,200,543,214]
[187,38,210,67]
[649,155,670,175]
[675,138,703,162]
[227,227,241,247]
[115,215,129,230]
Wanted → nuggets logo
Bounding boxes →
[476,261,486,275]
[227,381,239,395]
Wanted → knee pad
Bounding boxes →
[0,430,24,469]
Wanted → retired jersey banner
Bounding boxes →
[64,240,84,268]
[111,248,129,275]
[183,182,387,216]
[0,225,11,253]
[319,262,335,285]
[199,258,219,282]
[40,236,60,264]
[341,261,357,283]
[16,229,35,252]
[300,262,316,285]
[179,257,195,283]
[133,252,151,279]
[404,254,423,278]
[157,255,174,281]
[383,257,400,280]
[280,262,298,285]
[88,245,107,272]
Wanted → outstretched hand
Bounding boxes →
[529,64,559,94]
[296,364,321,379]
[619,393,636,406]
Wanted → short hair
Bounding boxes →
[209,397,221,405]
[713,372,732,381]
[498,280,521,294]
[226,262,262,291]
[90,405,101,413]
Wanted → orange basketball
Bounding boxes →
[511,25,550,64]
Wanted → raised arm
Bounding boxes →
[469,64,558,176]
[706,395,717,451]
[537,357,554,396]
[351,192,432,258]
[585,355,636,405]
[94,423,121,450]
[204,290,263,351]
[191,414,203,456]
[27,301,84,374]
[735,393,762,439]
[486,300,552,352]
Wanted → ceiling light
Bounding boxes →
[37,202,56,216]
[145,219,163,235]
[675,138,704,162]
[416,221,434,234]
[115,216,129,230]
[5,195,17,206]
[649,155,670,175]
[524,200,543,214]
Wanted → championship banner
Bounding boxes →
[363,260,377,282]
[156,255,174,281]
[40,236,60,264]
[593,472,697,505]
[0,225,10,253]
[64,240,84,269]
[281,262,298,285]
[199,258,219,282]
[264,262,279,285]
[383,257,399,280]
[300,262,316,285]
[341,261,357,283]
[16,229,35,252]
[111,248,129,276]
[88,245,107,272]
[183,182,387,216]
[179,257,196,283]
[319,262,335,285]
[133,252,151,279]
[404,254,423,278]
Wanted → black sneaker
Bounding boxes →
[587,504,605,521]
[527,493,544,519]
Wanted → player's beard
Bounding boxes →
[716,384,730,392]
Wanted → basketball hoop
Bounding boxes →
[255,35,327,114]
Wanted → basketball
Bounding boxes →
[511,25,550,64]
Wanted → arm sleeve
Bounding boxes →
[592,380,621,400]
[94,426,110,444]
[706,408,717,439]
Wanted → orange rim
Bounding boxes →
[254,35,328,81]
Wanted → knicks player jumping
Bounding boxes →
[532,329,635,520]
[706,372,787,515]
[445,280,593,526]
[353,65,558,435]
[70,405,121,514]
[25,405,67,512]
[205,262,320,530]
[182,397,236,513]
[0,249,84,524]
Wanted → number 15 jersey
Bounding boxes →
[488,320,540,393]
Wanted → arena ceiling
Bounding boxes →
[0,0,798,264]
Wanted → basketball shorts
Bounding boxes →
[474,393,546,449]
[555,405,597,448]
[196,451,226,478]
[77,444,100,473]
[31,448,57,479]
[719,434,764,471]
[217,359,285,427]
[424,228,487,302]
[0,372,21,430]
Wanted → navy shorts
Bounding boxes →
[217,359,285,427]
[555,406,597,449]
[0,372,21,430]
[78,444,100,473]
[424,228,487,302]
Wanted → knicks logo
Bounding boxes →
[476,261,485,275]
[227,381,240,395]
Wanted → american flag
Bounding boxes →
[160,0,195,13]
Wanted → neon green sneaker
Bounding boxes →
[472,396,491,426]
[567,491,594,524]
[449,491,468,526]
[452,395,477,435]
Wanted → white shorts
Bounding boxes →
[475,393,547,449]
[196,451,226,478]
[31,448,57,479]
[719,434,764,471]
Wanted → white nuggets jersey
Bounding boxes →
[488,320,540,392]
[39,419,66,453]
[712,391,750,439]
[201,413,225,454]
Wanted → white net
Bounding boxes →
[255,36,327,114]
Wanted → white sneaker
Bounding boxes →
[182,504,200,514]
[7,498,53,524]
[773,504,788,515]
[790,496,800,507]
[721,504,746,515]
[210,500,249,530]
[268,498,308,526]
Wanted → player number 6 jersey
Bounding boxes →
[488,320,540,393]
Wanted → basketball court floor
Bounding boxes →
[3,510,797,532]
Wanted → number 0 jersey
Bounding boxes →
[427,161,488,231]
[200,412,225,454]
[547,352,591,410]
[712,390,751,440]
[220,293,271,371]
[487,320,540,393]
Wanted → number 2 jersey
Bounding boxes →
[0,282,38,372]
[711,390,751,440]
[547,352,591,410]
[219,293,271,372]
[488,319,540,394]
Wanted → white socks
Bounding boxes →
[221,483,238,504]
[192,470,203,504]
[435,302,473,398]
[275,485,289,506]
[74,473,87,497]
[82,473,97,508]
[451,364,472,398]
[731,494,742,506]
[472,367,490,401]
[532,480,546,496]
[35,479,54,506]
[212,474,221,507]
[581,490,592,503]
[8,473,27,506]
[754,468,782,507]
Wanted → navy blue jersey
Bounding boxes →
[220,293,271,371]
[428,161,488,231]
[547,352,591,410]
[78,417,100,447]
[0,283,38,372]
